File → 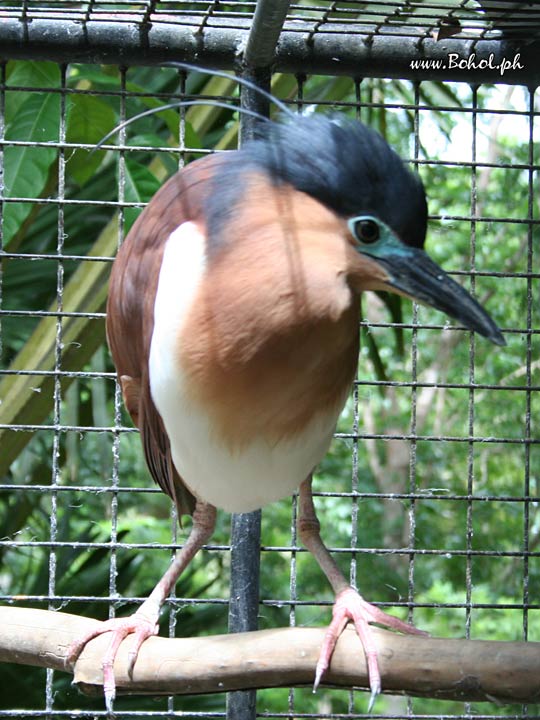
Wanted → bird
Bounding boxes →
[67,112,505,711]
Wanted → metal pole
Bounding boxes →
[0,19,537,85]
[226,511,262,720]
[244,0,291,69]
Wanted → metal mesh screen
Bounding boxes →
[0,0,539,40]
[0,54,539,720]
[1,1,539,85]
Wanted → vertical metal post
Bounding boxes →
[226,64,271,720]
[227,511,262,719]
[239,66,271,142]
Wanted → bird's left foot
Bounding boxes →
[314,586,427,710]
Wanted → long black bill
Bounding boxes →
[374,248,505,346]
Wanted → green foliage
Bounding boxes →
[4,63,61,247]
[122,158,163,231]
[66,94,117,185]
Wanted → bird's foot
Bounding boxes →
[314,586,427,710]
[66,603,160,713]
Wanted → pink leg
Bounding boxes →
[66,501,216,713]
[297,477,426,709]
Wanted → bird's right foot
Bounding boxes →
[66,606,160,713]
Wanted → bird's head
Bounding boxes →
[216,115,504,345]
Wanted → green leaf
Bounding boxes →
[122,159,161,231]
[67,64,121,89]
[5,61,60,124]
[3,92,61,247]
[126,134,180,176]
[182,120,202,151]
[123,81,203,149]
[362,326,389,386]
[65,94,117,186]
[125,81,182,141]
[127,133,170,148]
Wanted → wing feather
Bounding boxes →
[106,154,223,517]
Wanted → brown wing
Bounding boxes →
[106,153,225,517]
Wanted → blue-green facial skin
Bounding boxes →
[348,215,416,260]
[347,215,505,347]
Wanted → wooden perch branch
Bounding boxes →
[1,606,540,704]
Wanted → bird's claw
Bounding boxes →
[66,610,159,712]
[127,621,158,679]
[367,683,380,714]
[314,586,427,709]
[104,676,116,718]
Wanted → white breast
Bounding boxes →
[149,222,339,513]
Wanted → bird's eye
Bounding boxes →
[352,219,380,244]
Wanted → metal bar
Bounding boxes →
[0,19,538,85]
[522,84,536,643]
[465,83,479,645]
[226,512,262,720]
[45,62,68,714]
[275,33,539,85]
[407,80,421,632]
[244,0,291,68]
[6,538,540,558]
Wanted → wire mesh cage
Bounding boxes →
[2,0,540,41]
[0,2,539,719]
